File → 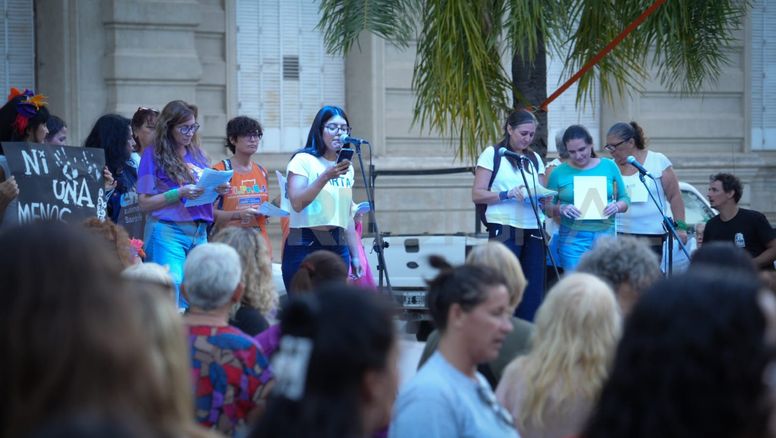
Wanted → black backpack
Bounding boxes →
[475,148,502,232]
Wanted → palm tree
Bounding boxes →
[318,0,750,162]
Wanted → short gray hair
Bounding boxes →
[183,243,242,310]
[577,236,660,295]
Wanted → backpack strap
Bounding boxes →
[487,146,501,191]
[221,159,232,171]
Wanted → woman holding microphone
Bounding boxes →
[281,105,362,291]
[472,109,546,321]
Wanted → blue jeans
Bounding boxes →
[144,218,209,309]
[558,226,615,272]
[489,224,546,322]
[281,227,351,293]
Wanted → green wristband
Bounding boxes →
[164,188,181,203]
[675,219,688,231]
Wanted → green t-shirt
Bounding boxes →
[547,158,630,232]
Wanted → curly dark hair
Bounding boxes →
[711,172,743,203]
[581,267,772,438]
[225,116,263,154]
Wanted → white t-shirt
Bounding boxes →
[286,152,354,229]
[617,150,672,235]
[476,146,546,229]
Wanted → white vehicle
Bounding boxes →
[662,182,717,272]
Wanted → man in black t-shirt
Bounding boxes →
[703,173,776,270]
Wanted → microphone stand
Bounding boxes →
[516,157,561,287]
[637,173,689,276]
[352,142,392,294]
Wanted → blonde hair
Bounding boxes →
[123,262,175,301]
[515,273,621,430]
[466,241,527,310]
[131,285,220,438]
[153,100,207,185]
[211,227,277,315]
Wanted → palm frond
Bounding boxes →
[317,0,423,54]
[412,0,513,163]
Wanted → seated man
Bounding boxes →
[704,173,776,271]
[182,242,274,436]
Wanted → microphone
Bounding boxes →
[626,155,654,178]
[498,148,530,162]
[339,133,369,145]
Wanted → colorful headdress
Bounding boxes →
[7,87,48,136]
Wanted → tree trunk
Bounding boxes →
[512,33,548,159]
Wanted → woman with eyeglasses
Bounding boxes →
[390,257,519,438]
[472,109,547,322]
[605,122,687,256]
[211,116,272,251]
[137,100,228,309]
[130,106,159,168]
[546,125,630,271]
[281,105,362,292]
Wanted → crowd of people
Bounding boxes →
[2,88,776,438]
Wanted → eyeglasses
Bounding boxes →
[243,131,263,140]
[475,382,514,427]
[323,123,351,135]
[604,138,629,152]
[176,123,200,136]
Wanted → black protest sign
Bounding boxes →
[2,142,106,223]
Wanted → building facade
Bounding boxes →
[3,0,773,257]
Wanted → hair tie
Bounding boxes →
[271,335,313,400]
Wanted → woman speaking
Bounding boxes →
[281,105,362,291]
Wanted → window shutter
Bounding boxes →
[545,49,601,152]
[0,0,35,92]
[751,0,776,150]
[236,0,345,153]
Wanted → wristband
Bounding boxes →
[499,190,509,201]
[164,188,181,203]
[675,219,688,231]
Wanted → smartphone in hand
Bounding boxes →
[336,148,355,164]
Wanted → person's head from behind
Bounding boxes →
[211,227,277,314]
[131,106,159,152]
[426,256,512,365]
[82,217,137,268]
[84,114,134,175]
[304,105,349,157]
[708,172,742,208]
[582,268,773,438]
[253,286,397,438]
[226,115,263,155]
[289,250,348,294]
[0,222,160,437]
[577,236,661,316]
[0,88,50,144]
[518,273,620,427]
[122,262,175,302]
[182,243,243,312]
[45,115,68,145]
[465,241,527,311]
[690,240,759,277]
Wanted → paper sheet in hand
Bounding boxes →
[184,168,233,207]
[574,176,607,220]
[259,202,289,217]
[626,180,649,203]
